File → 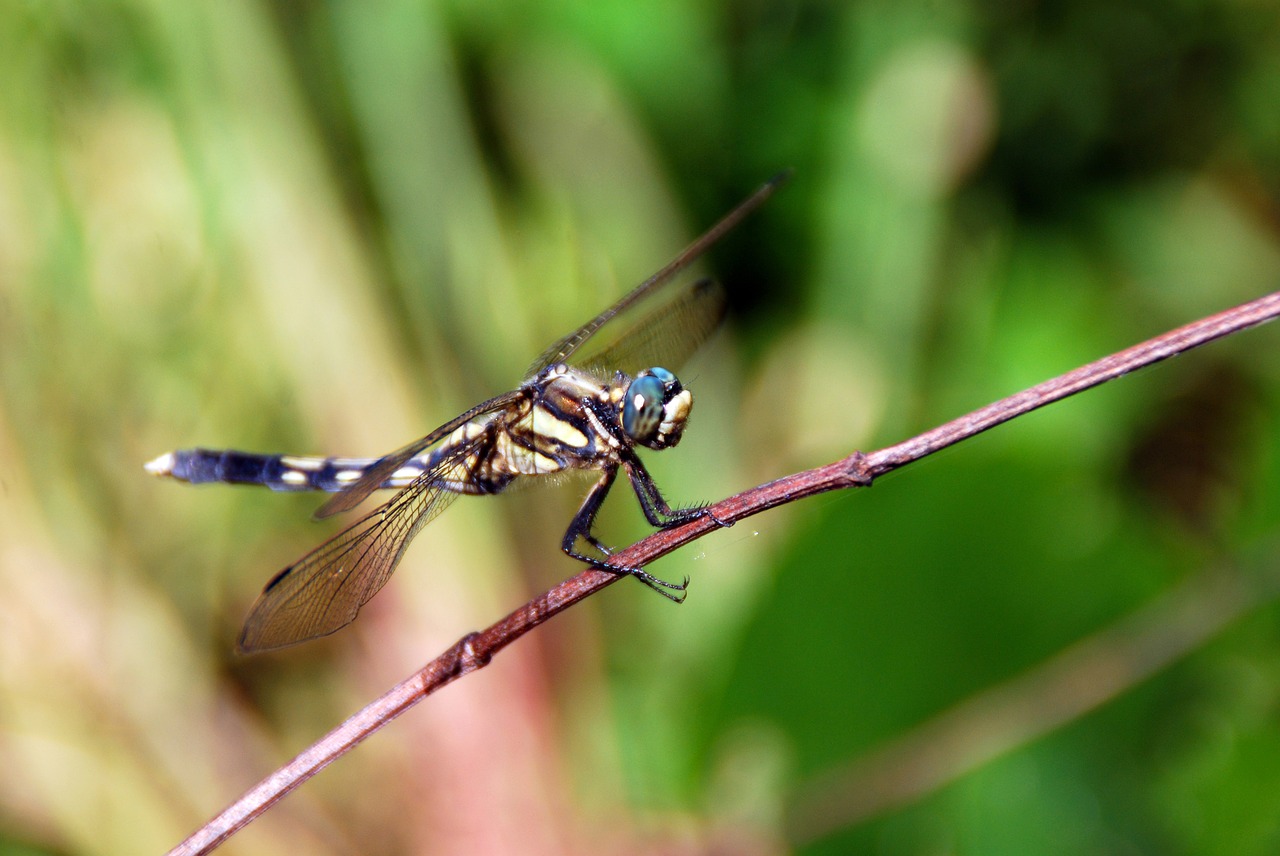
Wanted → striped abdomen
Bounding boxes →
[144,448,432,492]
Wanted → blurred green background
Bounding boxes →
[4,1,1280,854]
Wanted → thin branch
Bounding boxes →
[167,290,1280,856]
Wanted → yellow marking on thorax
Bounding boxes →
[525,405,589,449]
[490,429,563,476]
[582,405,621,449]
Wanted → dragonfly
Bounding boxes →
[147,174,786,652]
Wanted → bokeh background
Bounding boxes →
[4,1,1280,854]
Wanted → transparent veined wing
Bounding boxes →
[526,172,789,375]
[576,277,727,379]
[238,433,491,651]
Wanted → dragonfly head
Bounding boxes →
[622,367,692,450]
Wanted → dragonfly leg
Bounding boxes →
[577,530,686,595]
[621,453,724,529]
[562,466,689,600]
[580,530,613,556]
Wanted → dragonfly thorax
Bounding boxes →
[622,367,692,450]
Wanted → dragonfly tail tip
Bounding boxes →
[144,452,176,476]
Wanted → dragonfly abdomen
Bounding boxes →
[144,448,429,492]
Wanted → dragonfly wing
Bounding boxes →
[526,172,789,375]
[314,389,528,520]
[238,436,485,652]
[578,277,727,378]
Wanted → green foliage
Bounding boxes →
[2,1,1280,853]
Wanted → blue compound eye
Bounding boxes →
[622,374,666,444]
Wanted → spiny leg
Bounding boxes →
[580,528,687,598]
[621,454,729,529]
[562,466,688,600]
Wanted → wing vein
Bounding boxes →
[237,435,489,651]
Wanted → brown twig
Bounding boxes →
[167,289,1280,856]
